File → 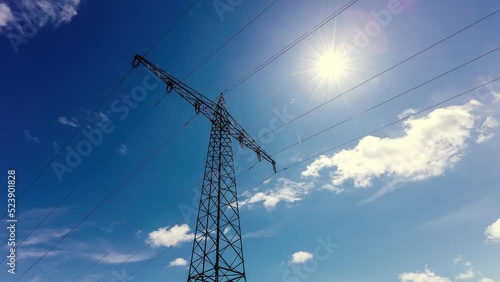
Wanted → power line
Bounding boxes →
[271,44,500,156]
[252,7,500,143]
[252,75,500,189]
[15,115,198,281]
[223,0,359,94]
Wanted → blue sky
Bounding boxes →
[1,0,500,281]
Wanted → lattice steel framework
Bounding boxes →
[188,97,245,281]
[132,55,276,282]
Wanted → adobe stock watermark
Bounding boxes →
[50,74,160,182]
[178,104,296,224]
[108,267,135,282]
[213,0,243,21]
[341,0,404,57]
[282,235,337,282]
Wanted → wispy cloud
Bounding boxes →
[476,116,498,144]
[146,224,194,248]
[115,144,128,155]
[18,248,65,260]
[23,228,71,246]
[101,221,119,233]
[58,116,79,128]
[89,251,152,264]
[244,225,282,239]
[23,129,40,144]
[417,199,499,230]
[0,0,81,33]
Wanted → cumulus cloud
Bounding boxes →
[289,251,313,264]
[485,218,500,242]
[399,268,451,282]
[169,258,188,267]
[239,178,314,210]
[302,100,492,201]
[479,278,495,282]
[24,129,40,144]
[146,224,194,248]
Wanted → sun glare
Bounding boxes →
[316,52,348,80]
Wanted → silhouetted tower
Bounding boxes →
[132,55,276,282]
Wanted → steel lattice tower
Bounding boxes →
[132,55,276,282]
[188,97,245,281]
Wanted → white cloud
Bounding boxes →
[485,218,500,242]
[0,3,14,28]
[101,221,119,233]
[399,268,451,282]
[456,269,475,280]
[479,278,495,282]
[115,144,128,155]
[302,100,485,200]
[90,251,152,264]
[169,258,188,267]
[23,228,71,246]
[476,116,498,144]
[27,276,42,282]
[147,224,194,248]
[494,92,500,103]
[24,129,40,144]
[239,178,314,210]
[289,251,313,264]
[454,255,464,264]
[399,108,417,119]
[58,116,79,127]
[18,248,65,260]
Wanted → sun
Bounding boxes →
[316,52,349,80]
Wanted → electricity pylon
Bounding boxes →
[132,55,276,282]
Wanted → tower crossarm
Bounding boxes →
[132,54,276,172]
